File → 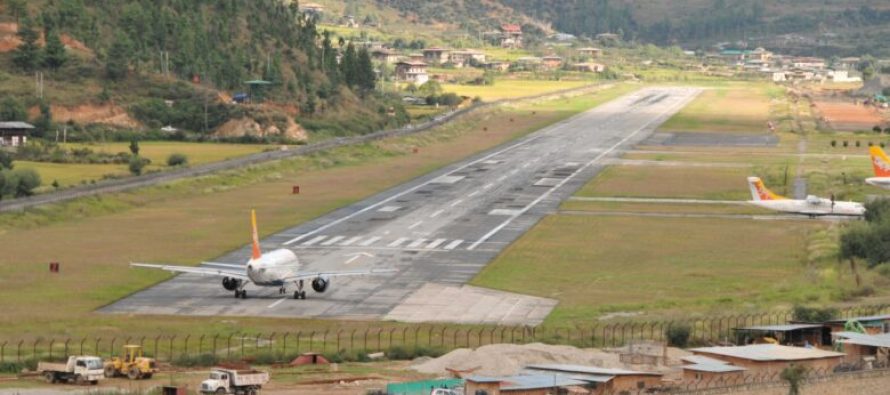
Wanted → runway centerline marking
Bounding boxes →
[450,199,464,207]
[430,209,444,218]
[483,183,494,189]
[408,221,423,230]
[468,191,480,198]
[467,91,700,250]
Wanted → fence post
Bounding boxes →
[322,330,329,354]
[198,335,205,356]
[413,327,421,349]
[64,339,70,358]
[17,340,23,363]
[213,335,219,357]
[33,339,41,361]
[0,341,5,363]
[351,329,357,352]
[389,329,396,349]
[48,338,54,360]
[336,330,342,353]
[154,336,161,360]
[184,335,190,359]
[283,333,289,356]
[110,337,117,358]
[268,333,275,355]
[170,336,176,362]
[364,329,369,351]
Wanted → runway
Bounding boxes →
[101,87,701,325]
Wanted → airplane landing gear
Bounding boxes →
[234,290,247,299]
[278,287,286,295]
[293,280,307,300]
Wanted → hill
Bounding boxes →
[0,0,405,142]
[360,0,890,57]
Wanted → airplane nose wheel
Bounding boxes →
[278,287,286,294]
[234,290,247,299]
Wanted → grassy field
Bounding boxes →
[659,83,781,133]
[15,142,272,189]
[0,84,636,339]
[560,200,770,215]
[442,80,594,101]
[471,215,851,323]
[574,165,754,200]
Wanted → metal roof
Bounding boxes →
[691,344,845,362]
[682,364,747,373]
[0,121,35,129]
[734,324,825,332]
[681,355,730,365]
[825,314,890,324]
[466,375,587,390]
[833,331,890,348]
[525,364,662,377]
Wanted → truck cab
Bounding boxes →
[39,356,104,384]
[200,368,268,395]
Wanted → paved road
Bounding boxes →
[101,87,701,325]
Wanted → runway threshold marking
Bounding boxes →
[302,235,328,246]
[359,236,381,246]
[282,135,544,246]
[388,237,409,247]
[467,90,700,251]
[340,236,363,246]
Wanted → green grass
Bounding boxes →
[471,215,850,324]
[0,84,636,339]
[15,161,128,190]
[442,80,593,101]
[659,83,781,133]
[574,165,755,201]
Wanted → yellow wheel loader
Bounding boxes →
[104,345,158,380]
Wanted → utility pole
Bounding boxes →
[35,71,44,99]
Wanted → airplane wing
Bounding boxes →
[130,263,250,280]
[281,268,398,282]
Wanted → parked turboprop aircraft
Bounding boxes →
[132,210,396,300]
[746,177,865,218]
[866,146,890,189]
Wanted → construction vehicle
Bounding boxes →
[38,355,104,385]
[104,345,158,380]
[200,368,269,395]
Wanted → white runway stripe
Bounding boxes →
[340,236,362,246]
[321,235,345,246]
[407,239,428,248]
[302,235,327,246]
[359,236,381,246]
[388,237,409,247]
[426,238,447,249]
[443,240,463,250]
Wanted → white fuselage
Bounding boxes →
[246,249,300,286]
[748,197,865,217]
[866,177,890,189]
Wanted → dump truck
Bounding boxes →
[200,368,269,395]
[38,356,104,385]
[104,344,158,379]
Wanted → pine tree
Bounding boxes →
[356,48,376,92]
[43,30,67,70]
[106,34,132,81]
[12,17,41,72]
[340,42,358,88]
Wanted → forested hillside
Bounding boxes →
[375,0,890,57]
[0,0,402,141]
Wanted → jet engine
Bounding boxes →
[311,277,329,293]
[222,277,242,291]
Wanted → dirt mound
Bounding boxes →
[215,116,307,141]
[29,103,140,128]
[412,343,625,376]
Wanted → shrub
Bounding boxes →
[830,140,836,147]
[856,141,861,147]
[792,305,838,322]
[128,155,149,175]
[172,353,218,367]
[875,126,883,133]
[167,153,188,167]
[665,324,691,347]
[843,141,849,147]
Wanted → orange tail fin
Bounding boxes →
[747,177,786,201]
[870,146,890,177]
[250,209,262,260]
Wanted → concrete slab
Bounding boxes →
[383,283,558,326]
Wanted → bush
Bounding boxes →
[830,140,836,147]
[875,126,884,133]
[172,353,219,367]
[843,141,849,147]
[792,305,838,322]
[386,346,444,360]
[167,153,188,166]
[128,155,150,175]
[665,324,691,347]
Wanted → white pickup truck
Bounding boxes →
[37,356,104,385]
[200,368,269,395]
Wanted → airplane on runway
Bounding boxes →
[866,146,890,189]
[132,210,396,300]
[746,176,865,218]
